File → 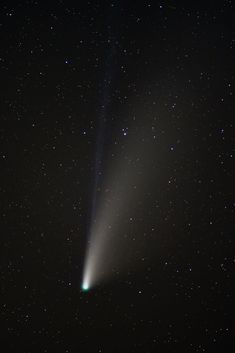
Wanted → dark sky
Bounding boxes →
[0,1,234,352]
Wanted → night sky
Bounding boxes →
[1,1,234,352]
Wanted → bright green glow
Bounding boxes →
[82,283,89,291]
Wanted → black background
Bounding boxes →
[0,1,234,352]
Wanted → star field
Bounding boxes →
[0,1,234,352]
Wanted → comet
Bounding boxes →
[81,5,120,291]
[81,281,89,292]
